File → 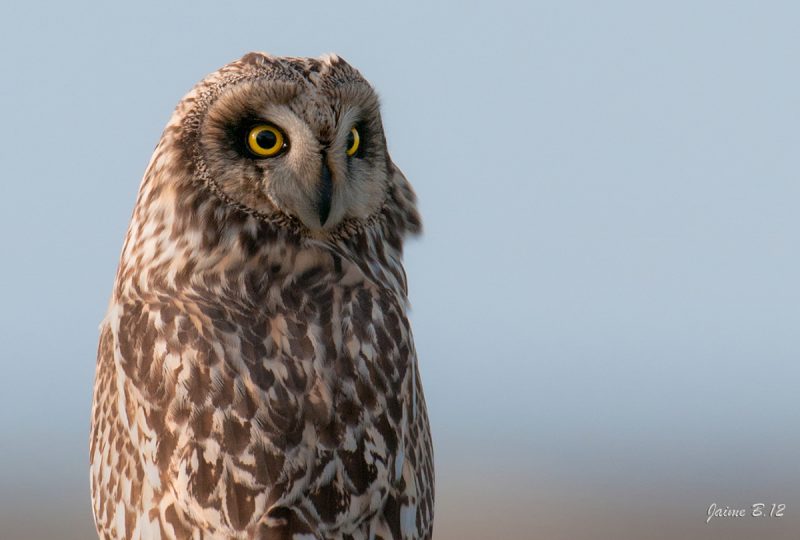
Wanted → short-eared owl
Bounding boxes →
[90,52,434,540]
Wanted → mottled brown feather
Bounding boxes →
[90,52,433,540]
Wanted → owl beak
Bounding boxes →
[317,159,333,226]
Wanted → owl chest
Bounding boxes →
[194,281,412,501]
[194,279,412,430]
[279,281,404,380]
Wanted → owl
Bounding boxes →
[89,53,434,540]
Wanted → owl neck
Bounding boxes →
[113,173,414,305]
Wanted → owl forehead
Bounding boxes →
[181,53,381,156]
[290,96,337,141]
[200,54,377,139]
[236,53,370,121]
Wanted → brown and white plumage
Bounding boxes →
[89,52,433,540]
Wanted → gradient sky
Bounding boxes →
[1,2,798,539]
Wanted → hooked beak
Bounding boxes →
[317,157,333,226]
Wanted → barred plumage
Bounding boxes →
[90,52,433,540]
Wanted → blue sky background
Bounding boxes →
[0,2,798,538]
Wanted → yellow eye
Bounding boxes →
[346,126,360,156]
[247,124,285,157]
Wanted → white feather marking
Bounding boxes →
[400,503,416,538]
[114,501,126,538]
[395,444,405,480]
[203,438,221,463]
[411,360,418,421]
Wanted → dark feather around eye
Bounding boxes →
[349,120,369,158]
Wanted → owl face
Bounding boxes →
[193,54,390,233]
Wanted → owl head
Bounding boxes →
[117,53,420,296]
[158,52,414,237]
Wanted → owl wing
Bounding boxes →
[100,295,306,537]
[406,365,435,539]
[90,322,152,539]
[379,344,435,540]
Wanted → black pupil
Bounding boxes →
[346,131,355,150]
[256,129,277,149]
